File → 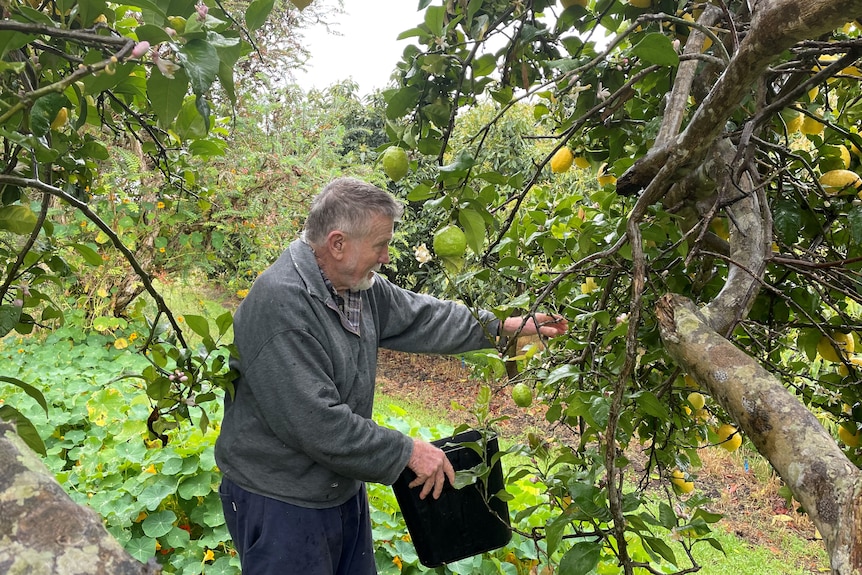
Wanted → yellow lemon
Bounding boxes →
[433,225,467,258]
[716,423,742,451]
[670,469,694,493]
[817,332,855,362]
[597,164,616,186]
[801,114,824,135]
[51,107,68,130]
[574,155,590,169]
[819,169,862,195]
[382,147,409,181]
[837,145,852,169]
[838,424,862,447]
[511,383,533,407]
[838,356,862,377]
[687,392,706,411]
[550,147,574,173]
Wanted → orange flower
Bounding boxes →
[203,549,215,562]
[392,556,402,570]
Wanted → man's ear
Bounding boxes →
[326,230,346,259]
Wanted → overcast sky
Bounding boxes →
[294,1,426,95]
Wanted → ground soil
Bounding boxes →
[376,349,830,573]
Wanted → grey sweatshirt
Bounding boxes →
[214,239,499,508]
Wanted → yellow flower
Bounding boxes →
[177,316,184,323]
[392,556,402,570]
[157,201,165,209]
[203,549,215,562]
[236,289,249,298]
[129,332,138,341]
[144,464,157,474]
[159,247,166,253]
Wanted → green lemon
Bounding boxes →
[382,147,409,181]
[433,225,467,258]
[511,383,533,408]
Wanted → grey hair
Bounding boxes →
[302,178,404,247]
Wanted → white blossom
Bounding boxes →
[414,243,432,266]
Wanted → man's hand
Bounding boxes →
[406,438,455,500]
[502,313,568,338]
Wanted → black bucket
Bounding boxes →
[391,429,512,567]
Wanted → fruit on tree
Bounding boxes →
[574,155,590,169]
[839,424,862,447]
[51,107,68,130]
[801,113,824,135]
[819,169,862,195]
[837,356,862,377]
[597,163,616,186]
[670,469,694,493]
[716,423,742,452]
[382,147,409,181]
[550,147,574,173]
[687,392,705,411]
[817,331,855,362]
[433,224,468,258]
[511,383,533,407]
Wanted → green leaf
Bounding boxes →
[215,311,233,336]
[773,199,802,244]
[0,205,37,235]
[70,243,103,266]
[184,314,211,339]
[425,5,446,36]
[643,535,678,565]
[124,536,156,563]
[848,206,862,246]
[458,209,485,255]
[178,471,216,499]
[246,0,275,31]
[134,24,173,45]
[176,96,208,140]
[142,510,177,538]
[559,541,601,575]
[147,66,189,129]
[0,31,38,60]
[0,376,48,415]
[30,93,68,137]
[636,391,669,419]
[0,305,23,337]
[385,86,421,120]
[631,33,679,67]
[0,405,46,456]
[177,39,220,96]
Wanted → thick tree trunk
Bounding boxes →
[657,295,862,575]
[0,421,161,574]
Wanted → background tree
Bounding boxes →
[383,0,862,573]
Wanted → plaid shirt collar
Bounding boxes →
[321,271,362,336]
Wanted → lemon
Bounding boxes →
[819,169,862,195]
[687,392,705,411]
[51,107,68,130]
[709,218,730,241]
[167,15,187,34]
[801,114,824,135]
[597,163,616,186]
[574,155,590,169]
[838,356,862,377]
[550,147,574,173]
[511,383,533,407]
[433,224,467,258]
[779,108,802,134]
[838,423,862,447]
[670,469,694,493]
[837,145,852,169]
[382,147,409,181]
[716,423,742,452]
[817,332,855,362]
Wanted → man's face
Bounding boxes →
[336,213,393,292]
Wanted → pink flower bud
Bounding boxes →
[196,1,208,21]
[13,299,23,307]
[131,41,150,58]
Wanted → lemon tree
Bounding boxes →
[385,0,862,571]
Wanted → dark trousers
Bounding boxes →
[219,477,377,575]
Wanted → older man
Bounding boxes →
[215,177,566,574]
